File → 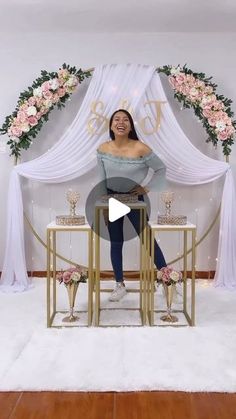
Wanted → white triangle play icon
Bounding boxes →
[108,197,131,222]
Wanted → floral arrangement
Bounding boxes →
[156,266,183,286]
[0,64,91,160]
[158,65,236,156]
[56,266,87,286]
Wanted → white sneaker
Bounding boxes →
[109,283,127,302]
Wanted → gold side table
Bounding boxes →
[94,200,148,327]
[46,221,93,327]
[148,222,196,327]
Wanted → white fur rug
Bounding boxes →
[0,278,236,392]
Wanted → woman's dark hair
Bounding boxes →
[109,109,139,140]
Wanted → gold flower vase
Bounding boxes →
[160,283,178,323]
[62,282,79,322]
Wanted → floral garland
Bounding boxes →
[0,64,91,159]
[158,65,236,156]
[1,63,235,158]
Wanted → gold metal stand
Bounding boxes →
[147,222,196,327]
[46,222,93,327]
[94,200,148,327]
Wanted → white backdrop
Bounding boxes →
[0,32,236,276]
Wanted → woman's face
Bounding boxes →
[111,111,131,138]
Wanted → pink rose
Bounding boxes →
[28,97,37,106]
[208,116,218,127]
[63,271,71,283]
[41,81,51,92]
[217,131,229,141]
[202,109,213,118]
[42,90,53,100]
[9,126,22,137]
[225,125,235,136]
[36,111,43,120]
[17,110,28,123]
[175,74,186,85]
[58,87,66,97]
[28,116,38,126]
[169,76,177,89]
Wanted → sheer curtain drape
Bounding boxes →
[1,64,235,292]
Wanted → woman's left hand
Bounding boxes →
[129,185,149,195]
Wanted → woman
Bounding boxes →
[97,109,167,302]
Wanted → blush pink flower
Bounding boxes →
[202,109,213,118]
[63,271,71,284]
[28,97,37,106]
[42,90,53,100]
[28,116,38,126]
[9,126,22,137]
[208,116,218,127]
[58,87,66,97]
[17,110,28,123]
[41,81,51,92]
[217,131,228,141]
[175,74,186,85]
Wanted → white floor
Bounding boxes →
[0,278,236,392]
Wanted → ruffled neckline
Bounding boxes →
[97,150,154,163]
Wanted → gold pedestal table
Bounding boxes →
[46,221,93,327]
[94,200,148,327]
[148,222,196,327]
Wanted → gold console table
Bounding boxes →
[94,200,148,327]
[46,221,93,327]
[148,222,196,327]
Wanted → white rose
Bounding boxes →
[49,78,60,91]
[189,87,198,97]
[44,99,53,109]
[169,271,180,282]
[26,106,37,116]
[170,66,181,76]
[65,75,78,88]
[216,121,226,132]
[20,122,30,133]
[156,270,163,280]
[71,272,81,282]
[33,87,43,98]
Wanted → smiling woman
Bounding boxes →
[97,109,167,302]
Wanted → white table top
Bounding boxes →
[148,221,196,230]
[47,221,91,230]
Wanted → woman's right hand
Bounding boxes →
[103,209,109,226]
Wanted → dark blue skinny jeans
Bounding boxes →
[107,190,167,282]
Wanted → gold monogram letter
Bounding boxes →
[87,101,109,136]
[140,100,167,135]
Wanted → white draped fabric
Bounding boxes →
[1,64,236,292]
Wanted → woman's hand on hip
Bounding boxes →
[130,185,149,195]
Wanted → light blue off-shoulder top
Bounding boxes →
[97,150,166,194]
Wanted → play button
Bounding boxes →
[85,177,151,242]
[108,197,130,222]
